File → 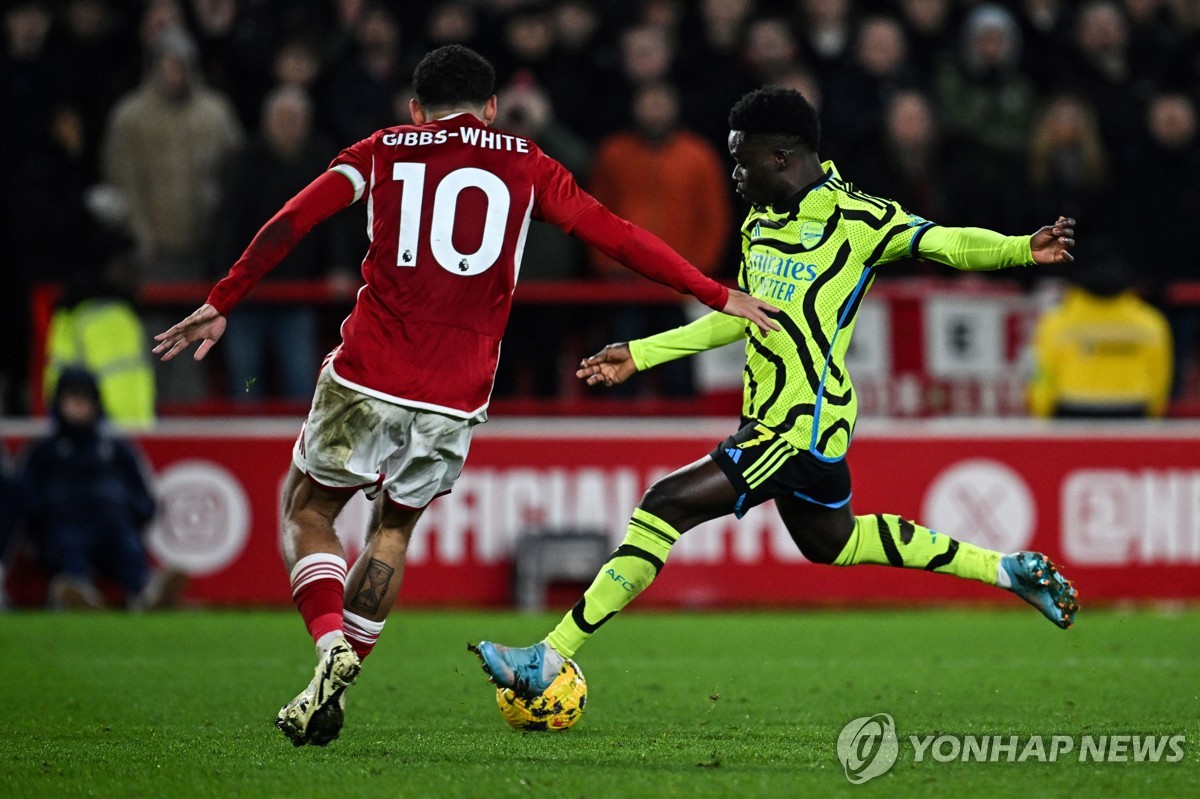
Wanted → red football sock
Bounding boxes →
[290,554,348,645]
[343,610,386,660]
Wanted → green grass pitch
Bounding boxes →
[0,608,1196,798]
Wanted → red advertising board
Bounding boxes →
[3,419,1198,607]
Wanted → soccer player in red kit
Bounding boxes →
[153,44,779,746]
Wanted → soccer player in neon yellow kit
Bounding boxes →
[474,87,1080,696]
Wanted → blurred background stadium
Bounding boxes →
[1,0,1198,611]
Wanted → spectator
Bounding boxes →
[855,16,919,87]
[604,24,677,134]
[678,0,757,150]
[899,0,957,75]
[331,0,367,37]
[4,103,94,414]
[589,82,731,282]
[1029,248,1172,418]
[795,0,854,82]
[56,0,142,182]
[184,0,241,99]
[620,24,674,88]
[1167,0,1200,89]
[325,5,410,143]
[268,38,339,144]
[695,0,753,52]
[554,0,602,56]
[20,368,157,609]
[588,81,732,396]
[274,38,322,92]
[102,27,242,279]
[639,0,685,31]
[217,86,356,402]
[10,105,96,285]
[209,2,330,129]
[823,15,923,163]
[423,1,480,52]
[491,76,593,398]
[0,0,1196,414]
[938,5,1036,167]
[1065,1,1143,147]
[494,5,557,86]
[742,17,803,86]
[1014,0,1074,84]
[938,4,1036,230]
[102,27,243,402]
[1132,94,1200,397]
[44,233,156,429]
[1121,0,1183,86]
[0,0,65,413]
[1025,95,1112,244]
[0,0,64,156]
[139,0,185,54]
[540,0,611,142]
[857,90,950,229]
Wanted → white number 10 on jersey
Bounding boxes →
[393,162,511,276]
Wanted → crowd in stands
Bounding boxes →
[2,0,1198,414]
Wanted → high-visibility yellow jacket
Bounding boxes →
[44,298,155,428]
[1029,288,1172,418]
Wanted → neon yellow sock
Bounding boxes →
[833,514,999,585]
[546,508,680,658]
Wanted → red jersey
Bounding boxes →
[208,113,729,418]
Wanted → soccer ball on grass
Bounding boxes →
[496,659,587,731]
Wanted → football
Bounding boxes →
[496,659,587,731]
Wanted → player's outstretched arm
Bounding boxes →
[566,206,780,333]
[579,310,748,391]
[576,343,637,388]
[204,171,356,315]
[152,303,227,362]
[917,216,1076,270]
[150,171,355,363]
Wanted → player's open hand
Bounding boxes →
[722,290,780,334]
[576,343,637,388]
[152,303,227,361]
[1030,216,1076,264]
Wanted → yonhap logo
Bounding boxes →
[833,713,1186,786]
[837,713,899,784]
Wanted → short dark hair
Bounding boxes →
[729,87,821,153]
[413,45,495,110]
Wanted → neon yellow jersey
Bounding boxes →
[628,162,1033,460]
[736,161,932,460]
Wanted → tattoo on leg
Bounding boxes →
[350,558,395,615]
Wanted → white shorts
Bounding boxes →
[292,366,476,509]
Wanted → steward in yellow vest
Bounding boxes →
[1029,256,1172,418]
[45,287,155,429]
